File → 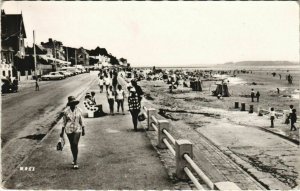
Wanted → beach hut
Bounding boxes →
[213,82,230,97]
[190,80,202,91]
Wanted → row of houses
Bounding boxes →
[1,10,107,81]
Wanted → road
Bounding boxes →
[1,73,96,180]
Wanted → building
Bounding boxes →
[41,38,69,71]
[76,47,89,66]
[1,9,27,78]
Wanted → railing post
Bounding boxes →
[157,120,170,149]
[175,139,193,180]
[214,181,241,190]
[147,108,156,130]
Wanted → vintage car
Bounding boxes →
[41,72,65,80]
[1,77,18,93]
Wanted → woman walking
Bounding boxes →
[116,84,125,114]
[60,96,85,169]
[107,86,115,115]
[128,87,141,131]
[104,75,111,92]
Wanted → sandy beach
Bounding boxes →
[139,67,300,189]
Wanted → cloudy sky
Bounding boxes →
[2,1,299,67]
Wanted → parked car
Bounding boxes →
[1,78,18,93]
[60,67,78,76]
[58,71,71,77]
[41,72,65,80]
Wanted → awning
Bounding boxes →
[37,55,71,66]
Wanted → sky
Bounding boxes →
[2,1,299,67]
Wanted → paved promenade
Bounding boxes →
[4,80,174,189]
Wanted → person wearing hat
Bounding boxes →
[60,96,85,169]
[128,87,141,131]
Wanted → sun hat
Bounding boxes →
[67,96,79,106]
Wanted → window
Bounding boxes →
[3,71,5,76]
[8,71,11,77]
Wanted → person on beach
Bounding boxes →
[98,76,104,93]
[128,87,141,131]
[290,109,297,131]
[131,79,144,103]
[250,89,255,102]
[60,96,85,169]
[256,91,260,102]
[116,84,125,114]
[107,86,115,115]
[269,108,276,128]
[277,88,280,94]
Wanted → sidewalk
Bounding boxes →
[4,82,174,190]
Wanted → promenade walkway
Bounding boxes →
[4,80,174,190]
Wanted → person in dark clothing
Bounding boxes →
[131,79,144,103]
[35,78,39,91]
[256,91,260,102]
[250,89,255,102]
[277,88,280,94]
[290,109,297,131]
[112,75,118,92]
[128,87,141,131]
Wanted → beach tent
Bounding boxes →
[190,80,202,91]
[213,82,230,97]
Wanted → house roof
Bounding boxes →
[1,13,27,39]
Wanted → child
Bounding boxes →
[107,86,115,115]
[269,108,276,128]
[290,109,297,131]
[116,84,125,114]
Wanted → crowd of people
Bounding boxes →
[59,67,145,169]
[58,66,298,170]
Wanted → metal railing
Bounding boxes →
[142,106,241,191]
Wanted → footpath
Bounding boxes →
[3,79,174,190]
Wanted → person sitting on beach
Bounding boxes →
[250,89,255,102]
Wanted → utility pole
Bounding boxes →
[75,49,77,65]
[53,40,56,71]
[33,30,37,77]
[66,47,68,62]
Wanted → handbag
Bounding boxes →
[138,112,146,122]
[56,137,65,151]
